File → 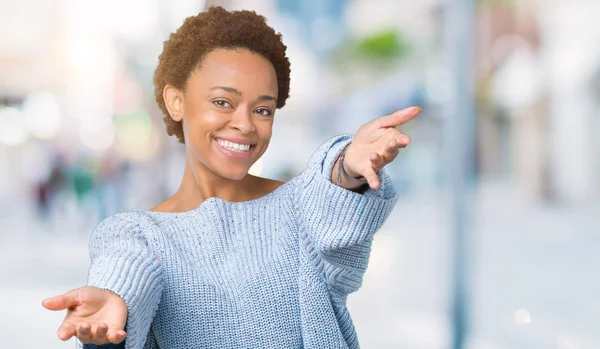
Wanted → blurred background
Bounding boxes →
[1,0,599,348]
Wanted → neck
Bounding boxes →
[170,156,258,212]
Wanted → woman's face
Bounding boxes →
[176,48,279,181]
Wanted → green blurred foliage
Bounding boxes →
[331,29,410,71]
[355,30,408,61]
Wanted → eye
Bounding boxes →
[212,100,232,108]
[255,108,272,116]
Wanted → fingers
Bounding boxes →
[385,138,400,154]
[77,322,93,344]
[368,136,406,174]
[395,134,411,148]
[362,165,380,191]
[376,106,421,129]
[369,151,388,172]
[57,321,77,341]
[370,153,384,169]
[92,323,109,344]
[380,139,400,165]
[43,290,80,311]
[74,322,126,345]
[369,137,400,169]
[108,329,127,344]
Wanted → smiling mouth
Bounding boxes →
[214,138,256,153]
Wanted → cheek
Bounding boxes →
[256,119,274,140]
[182,117,219,159]
[197,110,223,126]
[184,99,218,126]
[183,109,225,138]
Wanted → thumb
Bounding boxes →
[42,289,81,311]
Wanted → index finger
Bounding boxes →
[376,106,421,129]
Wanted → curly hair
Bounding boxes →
[153,6,291,144]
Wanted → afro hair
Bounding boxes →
[153,6,291,143]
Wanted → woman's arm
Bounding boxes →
[43,212,163,349]
[294,107,419,296]
[294,135,398,295]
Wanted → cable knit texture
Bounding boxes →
[77,134,398,349]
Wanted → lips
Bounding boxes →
[214,136,256,146]
[214,138,254,160]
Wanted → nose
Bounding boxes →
[229,108,256,134]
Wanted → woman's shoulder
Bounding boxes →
[98,210,155,223]
[93,210,160,237]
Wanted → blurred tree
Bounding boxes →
[331,29,410,72]
[355,30,408,61]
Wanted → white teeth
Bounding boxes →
[217,139,251,152]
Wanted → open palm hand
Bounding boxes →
[42,286,128,345]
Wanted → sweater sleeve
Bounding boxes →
[293,134,398,295]
[75,212,163,349]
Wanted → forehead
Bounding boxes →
[190,48,278,93]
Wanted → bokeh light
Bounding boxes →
[0,107,28,146]
[514,309,532,325]
[79,120,116,151]
[113,109,160,160]
[22,92,62,139]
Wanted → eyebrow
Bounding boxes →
[210,86,277,103]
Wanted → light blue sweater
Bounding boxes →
[78,135,398,349]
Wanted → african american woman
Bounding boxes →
[42,6,420,349]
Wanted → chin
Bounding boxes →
[216,167,250,181]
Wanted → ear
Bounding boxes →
[163,84,185,122]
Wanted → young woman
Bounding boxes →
[42,6,419,348]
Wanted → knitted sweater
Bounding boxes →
[78,134,398,349]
